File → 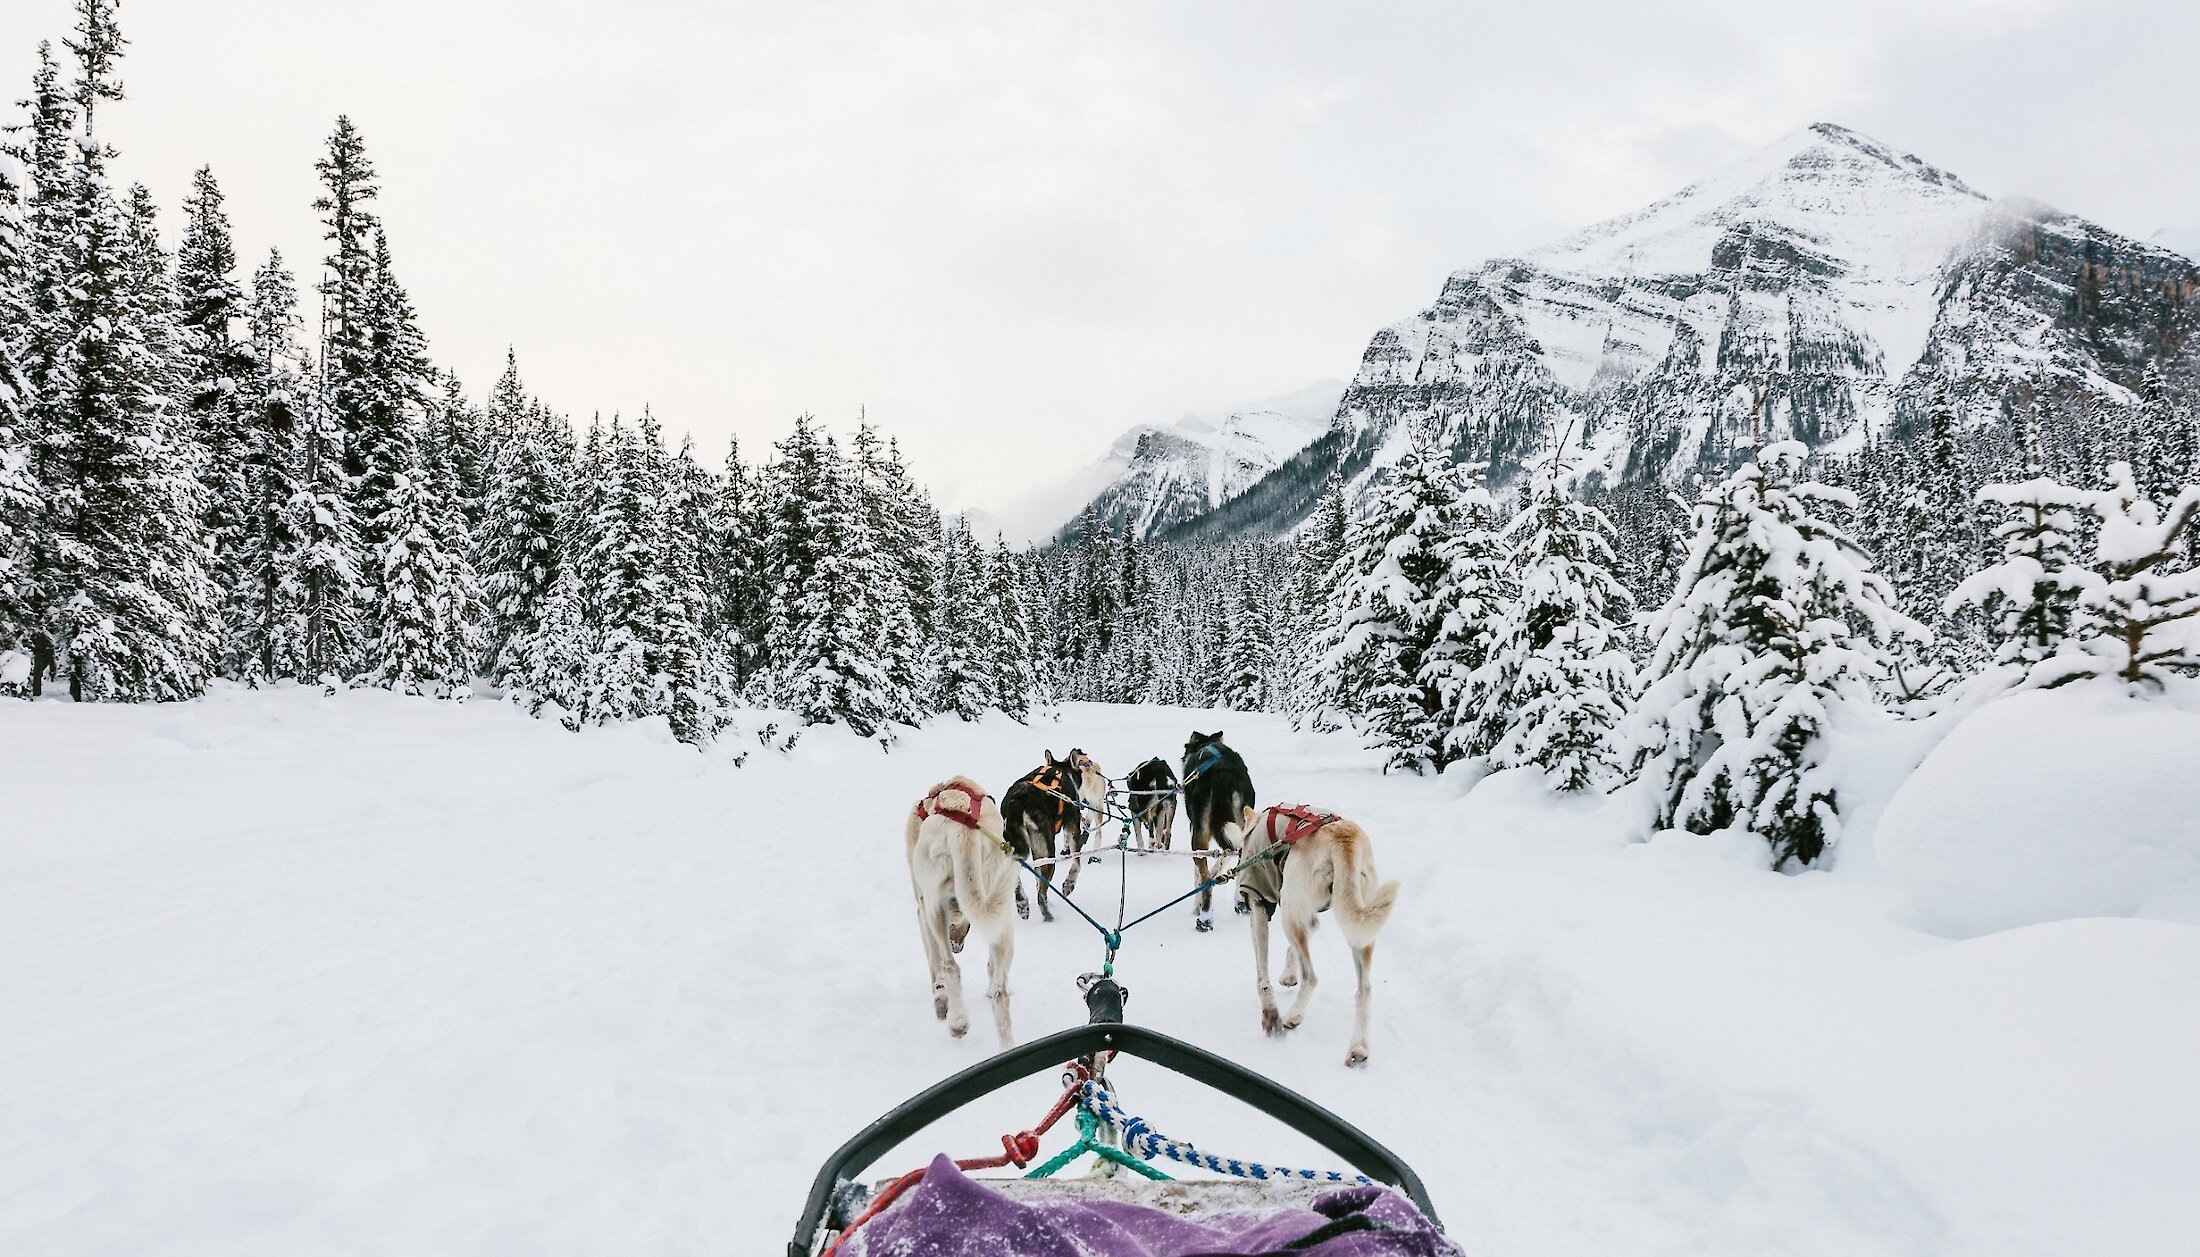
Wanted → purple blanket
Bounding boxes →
[847,1156,1456,1256]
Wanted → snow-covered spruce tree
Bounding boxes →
[756,416,904,736]
[986,534,1041,720]
[1474,474,1636,790]
[476,363,566,687]
[1283,472,1350,728]
[1943,438,2100,688]
[312,116,379,489]
[1420,468,1510,763]
[1882,388,1988,695]
[21,45,216,701]
[853,422,932,720]
[348,229,427,547]
[1221,555,1278,711]
[2130,362,2198,505]
[1311,423,1495,773]
[273,379,365,685]
[0,144,38,690]
[1627,441,1917,869]
[226,251,307,682]
[2030,462,2200,690]
[174,166,256,674]
[364,469,481,698]
[655,433,733,743]
[927,516,990,721]
[709,435,765,684]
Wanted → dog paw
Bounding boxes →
[1345,1047,1369,1068]
[1261,1008,1284,1036]
[1281,1012,1304,1031]
[1234,899,1251,916]
[1194,915,1214,933]
[1278,972,1298,988]
[948,1017,970,1039]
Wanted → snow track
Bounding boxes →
[4,689,2195,1255]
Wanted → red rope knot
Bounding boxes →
[1002,1130,1041,1167]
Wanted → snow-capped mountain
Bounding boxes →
[1169,124,2200,541]
[1049,381,1342,541]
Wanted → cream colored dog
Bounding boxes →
[1225,804,1400,1067]
[906,777,1019,1049]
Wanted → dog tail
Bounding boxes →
[1219,803,1256,853]
[1333,827,1400,939]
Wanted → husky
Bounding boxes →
[1224,803,1401,1067]
[999,749,1108,922]
[1179,731,1254,932]
[905,777,1017,1049]
[1123,757,1178,851]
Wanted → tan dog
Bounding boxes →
[906,777,1018,1049]
[1225,804,1400,1067]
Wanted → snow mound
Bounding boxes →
[1877,683,2200,938]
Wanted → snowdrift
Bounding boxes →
[1877,682,2200,937]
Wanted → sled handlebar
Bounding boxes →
[788,1022,1440,1255]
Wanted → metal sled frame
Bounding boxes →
[788,1021,1440,1256]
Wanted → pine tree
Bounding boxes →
[2031,462,2200,690]
[364,470,481,698]
[1221,571,1273,711]
[228,251,307,682]
[985,534,1040,720]
[853,422,929,723]
[1474,475,1636,790]
[20,23,215,701]
[709,434,765,683]
[477,368,566,687]
[1628,442,1916,868]
[348,229,426,545]
[175,166,257,673]
[1311,424,1493,773]
[928,516,990,720]
[0,144,38,689]
[275,384,365,684]
[1944,435,2099,686]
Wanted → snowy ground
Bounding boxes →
[4,689,2196,1256]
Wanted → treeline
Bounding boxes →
[0,3,1045,739]
[1195,388,2200,869]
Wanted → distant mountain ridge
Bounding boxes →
[1163,123,2200,542]
[1050,381,1341,541]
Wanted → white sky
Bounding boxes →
[3,0,2194,514]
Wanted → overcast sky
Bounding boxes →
[3,0,2194,514]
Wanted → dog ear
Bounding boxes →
[1213,731,1225,743]
[1044,750,1058,766]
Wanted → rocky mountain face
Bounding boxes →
[1053,381,1341,542]
[1166,124,2200,542]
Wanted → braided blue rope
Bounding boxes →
[1077,1082,1372,1186]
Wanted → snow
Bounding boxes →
[1878,682,2200,938]
[5,687,2198,1256]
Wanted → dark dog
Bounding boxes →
[1124,757,1178,852]
[1180,731,1254,932]
[999,749,1107,923]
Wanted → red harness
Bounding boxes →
[920,784,988,831]
[1262,804,1338,848]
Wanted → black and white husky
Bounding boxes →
[1179,731,1253,932]
[1123,757,1177,852]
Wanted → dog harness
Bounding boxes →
[1019,765,1074,822]
[919,784,987,831]
[1183,743,1226,782]
[1262,804,1337,848]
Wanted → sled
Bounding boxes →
[789,978,1451,1256]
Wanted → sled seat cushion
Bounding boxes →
[842,1155,1454,1255]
